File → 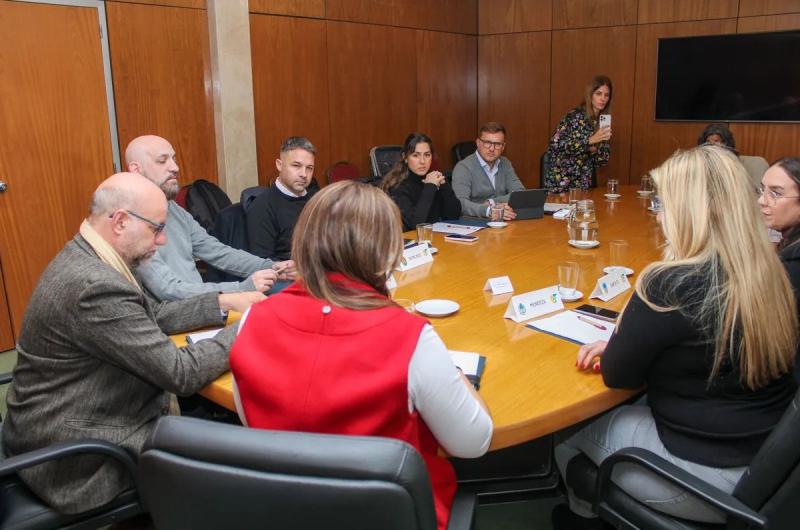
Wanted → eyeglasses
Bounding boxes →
[479,138,505,150]
[756,185,800,204]
[110,210,166,236]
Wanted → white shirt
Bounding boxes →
[275,178,308,198]
[476,151,499,190]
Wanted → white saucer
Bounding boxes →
[637,190,653,196]
[647,206,661,212]
[559,289,583,302]
[487,221,508,228]
[568,239,600,249]
[414,299,460,317]
[603,266,634,276]
[604,193,621,199]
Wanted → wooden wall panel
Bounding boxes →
[326,0,477,33]
[479,0,552,34]
[740,0,800,17]
[737,13,800,32]
[110,0,205,8]
[416,31,478,169]
[250,14,330,185]
[729,123,800,164]
[249,0,325,18]
[637,0,738,24]
[478,32,551,187]
[550,25,636,184]
[629,19,738,180]
[327,21,418,175]
[553,0,637,29]
[107,1,216,185]
[0,260,14,351]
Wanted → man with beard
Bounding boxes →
[127,135,295,301]
[2,173,262,514]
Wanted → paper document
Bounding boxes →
[526,311,615,345]
[186,328,223,344]
[432,222,482,235]
[449,350,483,376]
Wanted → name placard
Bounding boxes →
[395,243,434,272]
[590,271,631,302]
[484,275,514,295]
[503,285,563,323]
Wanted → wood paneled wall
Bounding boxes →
[249,1,478,184]
[107,1,217,186]
[478,0,800,187]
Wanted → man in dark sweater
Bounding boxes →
[247,137,317,260]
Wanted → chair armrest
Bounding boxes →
[0,372,13,386]
[0,439,137,480]
[597,447,765,528]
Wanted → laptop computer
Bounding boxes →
[508,188,548,220]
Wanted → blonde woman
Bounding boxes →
[230,180,492,530]
[553,145,798,529]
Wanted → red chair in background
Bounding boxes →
[326,161,361,185]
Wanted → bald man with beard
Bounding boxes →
[2,173,262,515]
[126,135,296,301]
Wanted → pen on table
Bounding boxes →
[576,314,607,331]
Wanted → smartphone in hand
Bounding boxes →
[599,114,611,128]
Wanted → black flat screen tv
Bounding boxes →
[655,30,800,122]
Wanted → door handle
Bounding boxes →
[0,181,6,193]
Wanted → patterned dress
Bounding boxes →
[545,107,611,193]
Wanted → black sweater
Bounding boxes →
[602,265,797,467]
[389,171,462,231]
[246,184,314,261]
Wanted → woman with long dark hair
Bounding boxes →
[381,132,461,230]
[545,75,613,193]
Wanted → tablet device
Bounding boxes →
[508,189,548,220]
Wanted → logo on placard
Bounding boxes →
[400,256,408,266]
[601,282,609,294]
[550,293,558,303]
[423,248,429,256]
[518,303,527,315]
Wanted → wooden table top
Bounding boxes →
[173,185,665,451]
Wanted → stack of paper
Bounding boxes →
[526,311,615,345]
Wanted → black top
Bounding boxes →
[602,264,797,467]
[245,184,314,261]
[388,170,462,231]
[780,239,800,309]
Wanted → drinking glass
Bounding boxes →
[416,223,433,246]
[607,179,619,196]
[490,205,505,222]
[608,240,629,272]
[557,262,580,298]
[649,195,662,211]
[568,187,581,206]
[640,175,653,195]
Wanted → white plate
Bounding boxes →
[603,266,634,276]
[414,299,460,317]
[568,239,600,249]
[487,221,507,228]
[637,190,653,196]
[604,193,621,199]
[559,289,583,302]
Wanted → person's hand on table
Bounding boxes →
[249,269,278,292]
[218,292,266,314]
[273,260,296,280]
[577,340,608,372]
[497,203,516,221]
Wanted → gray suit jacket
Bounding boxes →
[451,152,525,217]
[2,235,236,513]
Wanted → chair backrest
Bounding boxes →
[370,145,403,178]
[452,141,476,164]
[240,185,268,213]
[732,389,800,529]
[184,179,233,232]
[137,416,439,530]
[739,155,769,187]
[326,161,361,184]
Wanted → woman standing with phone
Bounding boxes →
[545,75,613,193]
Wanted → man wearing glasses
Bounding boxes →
[3,173,261,515]
[126,135,295,301]
[452,122,525,219]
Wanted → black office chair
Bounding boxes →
[565,389,800,530]
[539,152,550,189]
[138,416,477,530]
[369,145,403,179]
[0,372,142,529]
[451,142,477,164]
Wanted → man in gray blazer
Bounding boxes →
[452,122,525,219]
[2,173,262,514]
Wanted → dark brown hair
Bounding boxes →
[380,132,434,192]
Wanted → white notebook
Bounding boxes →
[526,310,615,345]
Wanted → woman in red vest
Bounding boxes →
[230,180,493,530]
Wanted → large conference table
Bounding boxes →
[174,185,665,451]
